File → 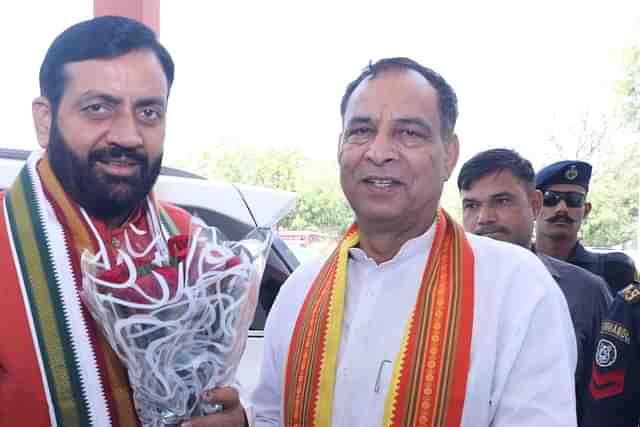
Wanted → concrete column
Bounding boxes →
[94,0,160,35]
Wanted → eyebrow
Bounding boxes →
[490,192,514,199]
[134,96,167,110]
[461,191,514,204]
[345,116,374,127]
[461,197,480,204]
[393,116,431,131]
[74,91,166,110]
[74,90,122,108]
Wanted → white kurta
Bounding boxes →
[252,225,578,427]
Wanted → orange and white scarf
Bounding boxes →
[283,209,475,427]
[1,151,185,426]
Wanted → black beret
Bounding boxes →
[535,160,592,191]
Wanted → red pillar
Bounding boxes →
[94,0,160,35]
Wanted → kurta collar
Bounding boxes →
[349,220,437,265]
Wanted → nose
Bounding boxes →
[106,110,143,148]
[555,199,569,212]
[477,204,497,225]
[364,132,398,165]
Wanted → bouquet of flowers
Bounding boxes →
[80,219,273,426]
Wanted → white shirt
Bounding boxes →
[252,226,578,427]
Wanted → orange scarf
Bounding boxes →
[283,209,475,426]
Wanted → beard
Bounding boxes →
[47,120,162,221]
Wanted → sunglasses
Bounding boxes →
[542,191,586,208]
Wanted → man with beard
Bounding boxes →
[252,58,577,427]
[0,16,247,427]
[458,148,611,426]
[535,161,636,294]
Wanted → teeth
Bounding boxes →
[367,179,394,187]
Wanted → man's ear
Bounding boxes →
[32,97,52,149]
[443,133,460,181]
[584,201,592,219]
[337,132,344,163]
[531,189,543,217]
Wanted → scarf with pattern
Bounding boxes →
[3,151,181,426]
[283,209,475,426]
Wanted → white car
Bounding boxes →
[0,148,298,393]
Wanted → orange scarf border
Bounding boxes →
[384,210,474,426]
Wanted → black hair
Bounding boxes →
[457,148,536,192]
[39,15,174,112]
[340,57,458,139]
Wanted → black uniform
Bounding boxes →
[583,281,640,427]
[537,253,612,425]
[568,242,637,294]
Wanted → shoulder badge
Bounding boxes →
[601,320,631,344]
[620,282,640,304]
[595,338,618,368]
[565,165,579,180]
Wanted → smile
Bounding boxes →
[363,177,401,188]
[95,159,141,177]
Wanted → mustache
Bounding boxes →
[89,145,148,163]
[474,225,509,236]
[545,214,575,224]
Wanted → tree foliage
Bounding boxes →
[618,42,640,131]
[581,141,639,247]
[172,143,352,232]
[542,112,639,248]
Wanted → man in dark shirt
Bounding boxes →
[457,149,612,426]
[535,160,636,294]
[583,280,640,427]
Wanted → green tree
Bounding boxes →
[581,141,639,247]
[618,42,640,131]
[171,144,353,232]
[540,104,640,248]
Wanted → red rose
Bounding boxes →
[96,264,179,305]
[97,262,130,284]
[168,235,189,262]
[225,255,242,269]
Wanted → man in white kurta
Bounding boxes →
[252,225,577,426]
[251,57,577,427]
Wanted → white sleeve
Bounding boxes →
[251,259,324,426]
[491,262,578,427]
[251,314,282,427]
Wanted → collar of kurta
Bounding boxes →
[2,150,179,427]
[283,208,475,427]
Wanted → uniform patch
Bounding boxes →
[590,366,625,400]
[620,283,640,303]
[601,320,631,344]
[595,339,618,368]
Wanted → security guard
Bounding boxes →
[534,160,636,294]
[583,280,640,427]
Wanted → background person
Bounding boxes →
[534,160,637,294]
[457,148,612,426]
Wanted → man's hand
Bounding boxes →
[180,387,248,427]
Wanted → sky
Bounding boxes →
[2,1,639,172]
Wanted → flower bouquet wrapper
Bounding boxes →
[80,219,274,426]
